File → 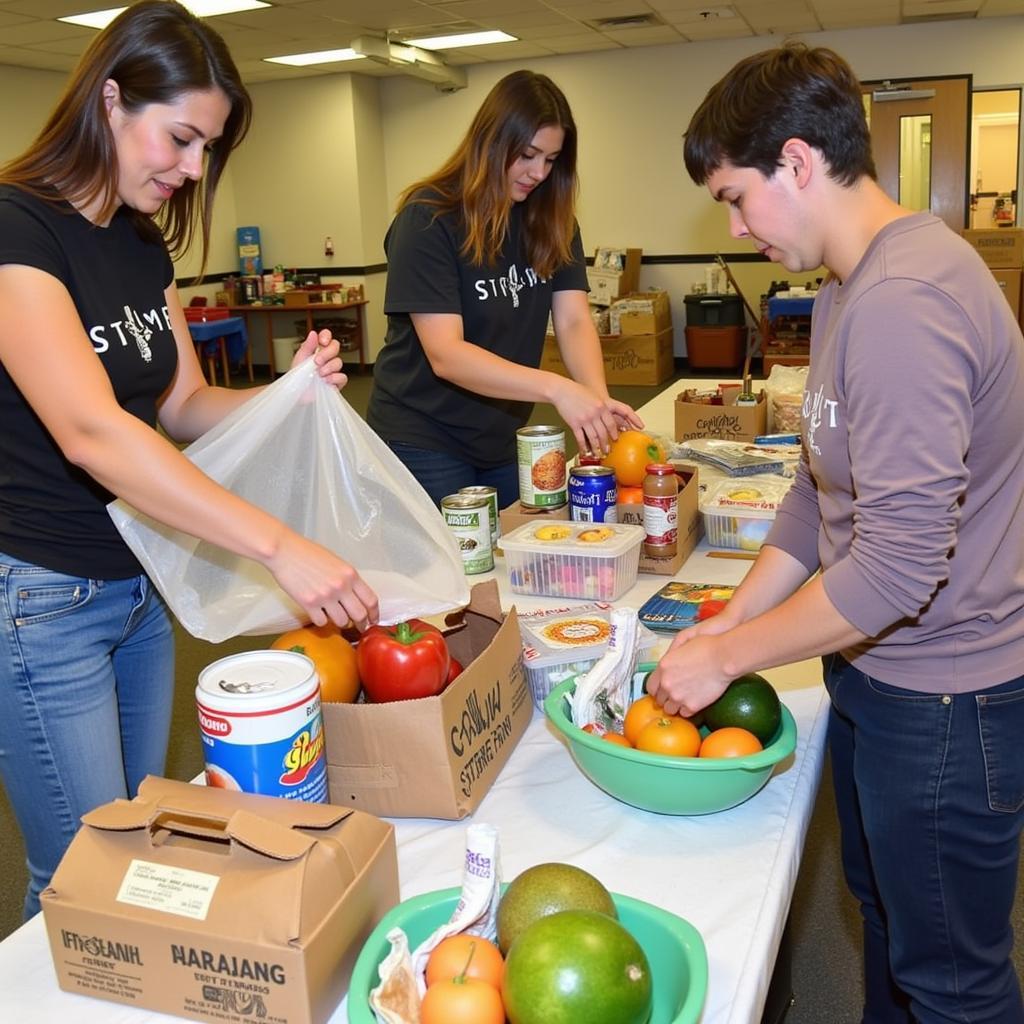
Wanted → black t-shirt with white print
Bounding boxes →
[0,186,178,578]
[367,194,589,467]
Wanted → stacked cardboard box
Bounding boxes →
[961,228,1023,323]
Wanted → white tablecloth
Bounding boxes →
[0,378,831,1024]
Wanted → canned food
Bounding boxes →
[196,650,327,803]
[517,426,566,509]
[442,493,494,574]
[458,485,499,548]
[569,465,618,523]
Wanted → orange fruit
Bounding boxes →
[271,624,360,703]
[602,431,665,487]
[623,694,665,746]
[699,726,763,758]
[602,732,632,748]
[618,485,644,505]
[421,976,505,1024]
[425,934,504,989]
[635,716,701,757]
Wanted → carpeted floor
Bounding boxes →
[1,360,1020,1024]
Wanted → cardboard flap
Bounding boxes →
[226,809,317,861]
[443,578,501,629]
[81,798,157,832]
[136,775,352,830]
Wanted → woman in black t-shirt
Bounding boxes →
[0,1,377,918]
[368,70,643,508]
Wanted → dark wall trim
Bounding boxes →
[175,253,765,289]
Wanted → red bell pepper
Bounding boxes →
[357,619,451,703]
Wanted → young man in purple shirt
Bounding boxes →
[649,43,1024,1024]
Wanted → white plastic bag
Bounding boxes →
[108,359,470,641]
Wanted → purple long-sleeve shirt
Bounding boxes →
[766,212,1024,693]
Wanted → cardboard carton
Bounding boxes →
[610,290,672,336]
[586,247,641,306]
[991,268,1022,319]
[322,581,530,819]
[675,387,767,442]
[961,228,1024,268]
[41,776,398,1024]
[497,465,702,577]
[541,328,675,386]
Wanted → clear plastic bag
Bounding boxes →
[108,359,470,642]
[764,363,808,434]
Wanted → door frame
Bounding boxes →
[861,73,973,230]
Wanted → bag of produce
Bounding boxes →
[108,359,469,641]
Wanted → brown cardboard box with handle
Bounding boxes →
[322,580,530,819]
[41,776,398,1024]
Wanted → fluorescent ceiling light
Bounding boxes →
[60,0,269,30]
[404,30,517,50]
[264,49,364,67]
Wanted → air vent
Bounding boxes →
[589,13,665,29]
[902,11,976,23]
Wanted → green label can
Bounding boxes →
[441,494,494,574]
[517,425,567,509]
[458,485,499,547]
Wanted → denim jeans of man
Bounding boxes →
[0,553,173,919]
[824,653,1024,1024]
[386,440,520,510]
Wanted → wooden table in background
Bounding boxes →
[226,300,368,375]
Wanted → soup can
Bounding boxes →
[517,425,567,509]
[196,650,327,803]
[569,465,618,523]
[459,485,499,548]
[442,493,494,574]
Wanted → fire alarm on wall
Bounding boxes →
[324,236,334,257]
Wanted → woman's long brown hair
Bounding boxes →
[0,0,251,275]
[398,70,579,279]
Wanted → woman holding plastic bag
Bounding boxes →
[0,0,377,919]
[367,70,643,508]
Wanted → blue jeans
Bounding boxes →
[824,654,1024,1024]
[0,553,174,919]
[386,441,520,510]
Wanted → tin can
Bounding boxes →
[442,493,494,574]
[196,650,327,803]
[458,485,499,548]
[569,465,618,523]
[517,425,567,509]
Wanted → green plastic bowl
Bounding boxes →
[543,676,798,815]
[347,886,707,1024]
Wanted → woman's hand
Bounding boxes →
[645,631,733,718]
[551,379,644,457]
[291,329,349,389]
[265,530,379,631]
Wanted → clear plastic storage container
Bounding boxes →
[501,521,644,600]
[517,603,658,708]
[701,476,791,551]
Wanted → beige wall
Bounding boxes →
[2,15,1024,359]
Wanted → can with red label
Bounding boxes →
[196,650,327,803]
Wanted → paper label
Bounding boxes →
[116,858,220,921]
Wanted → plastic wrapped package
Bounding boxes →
[108,360,470,642]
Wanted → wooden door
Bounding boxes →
[862,76,971,231]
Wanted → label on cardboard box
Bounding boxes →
[116,859,220,920]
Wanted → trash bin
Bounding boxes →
[684,325,747,370]
[272,335,303,375]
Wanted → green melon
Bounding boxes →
[502,909,653,1024]
[497,862,616,954]
[704,672,781,744]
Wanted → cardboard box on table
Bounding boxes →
[498,465,702,576]
[41,776,398,1024]
[541,327,675,386]
[675,388,767,442]
[322,581,530,819]
[961,227,1024,268]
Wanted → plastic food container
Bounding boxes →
[501,521,644,600]
[700,475,792,551]
[346,886,708,1024]
[518,603,659,708]
[544,672,797,816]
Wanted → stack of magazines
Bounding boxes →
[674,438,786,476]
